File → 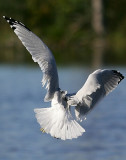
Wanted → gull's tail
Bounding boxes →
[34,106,85,140]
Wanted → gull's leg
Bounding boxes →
[40,128,46,133]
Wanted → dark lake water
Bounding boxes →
[0,65,126,160]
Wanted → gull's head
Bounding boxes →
[53,90,67,102]
[61,90,67,97]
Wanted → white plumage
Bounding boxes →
[3,16,124,140]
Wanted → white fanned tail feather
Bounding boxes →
[34,104,85,140]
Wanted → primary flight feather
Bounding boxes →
[3,16,124,140]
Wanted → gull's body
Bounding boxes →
[3,16,124,140]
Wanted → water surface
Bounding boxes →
[0,66,125,160]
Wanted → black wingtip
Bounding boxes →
[112,70,124,84]
[3,16,8,19]
[3,16,31,31]
[3,16,16,30]
[3,16,11,23]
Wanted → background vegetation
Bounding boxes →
[0,0,126,66]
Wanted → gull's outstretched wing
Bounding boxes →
[68,69,124,121]
[3,16,59,101]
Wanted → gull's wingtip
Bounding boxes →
[3,16,9,19]
[112,70,124,84]
[3,16,9,20]
[3,16,31,31]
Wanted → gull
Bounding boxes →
[3,16,124,140]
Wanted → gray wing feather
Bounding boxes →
[3,16,59,101]
[68,69,124,121]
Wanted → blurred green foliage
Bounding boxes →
[0,0,126,65]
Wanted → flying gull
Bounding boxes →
[3,16,124,140]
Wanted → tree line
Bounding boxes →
[0,0,126,66]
